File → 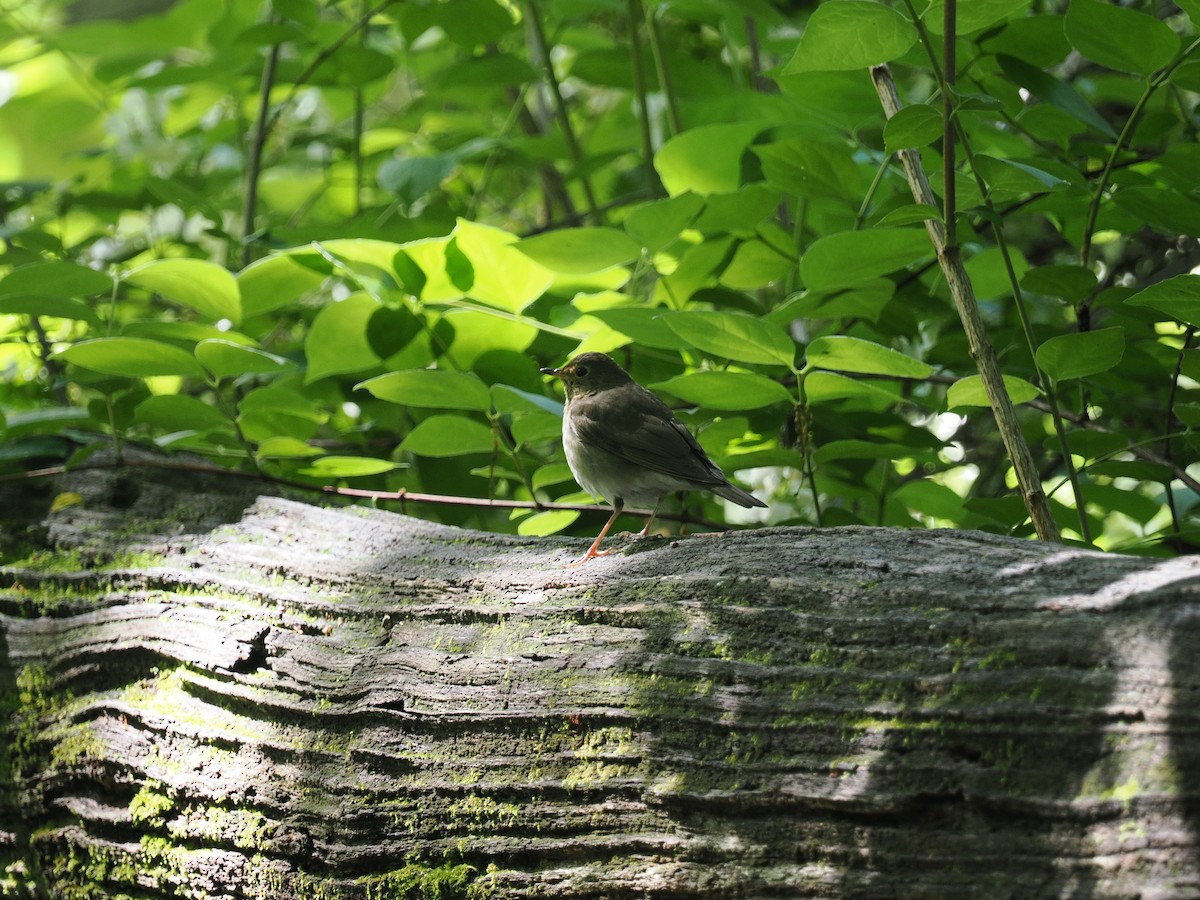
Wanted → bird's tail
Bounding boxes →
[712,480,767,509]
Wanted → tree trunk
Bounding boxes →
[1,461,1198,898]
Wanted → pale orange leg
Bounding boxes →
[638,498,664,537]
[569,500,623,565]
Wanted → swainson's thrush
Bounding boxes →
[540,352,767,563]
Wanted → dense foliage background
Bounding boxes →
[2,0,1199,554]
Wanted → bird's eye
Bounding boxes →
[575,365,589,377]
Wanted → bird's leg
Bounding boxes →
[638,498,664,537]
[570,499,623,565]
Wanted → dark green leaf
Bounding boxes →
[753,139,862,203]
[1124,275,1200,328]
[996,55,1117,138]
[1021,265,1097,303]
[1035,327,1125,381]
[1065,0,1178,76]
[883,104,942,153]
[652,371,793,410]
[925,0,1031,35]
[134,395,229,432]
[658,311,795,366]
[377,156,457,204]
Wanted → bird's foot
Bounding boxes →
[566,546,612,567]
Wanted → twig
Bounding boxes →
[243,32,282,267]
[870,62,1061,543]
[4,457,730,532]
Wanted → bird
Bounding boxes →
[540,352,767,564]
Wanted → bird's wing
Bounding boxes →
[570,387,728,487]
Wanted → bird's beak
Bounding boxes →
[540,366,562,379]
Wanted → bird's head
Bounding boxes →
[540,352,633,400]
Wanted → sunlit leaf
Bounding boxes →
[196,339,291,379]
[401,414,495,457]
[125,259,241,324]
[806,336,933,378]
[947,374,1041,409]
[297,456,398,478]
[357,368,491,411]
[55,338,206,379]
[513,228,640,275]
[654,122,765,196]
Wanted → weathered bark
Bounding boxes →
[1,462,1198,898]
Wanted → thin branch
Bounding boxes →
[3,457,730,532]
[870,63,1061,543]
[243,34,282,267]
[626,0,661,198]
[524,0,601,222]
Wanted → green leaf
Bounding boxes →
[518,509,579,537]
[296,456,398,478]
[453,219,553,313]
[782,1,915,73]
[124,258,241,325]
[1065,0,1179,76]
[1021,265,1097,303]
[196,339,290,379]
[134,395,230,433]
[624,193,705,253]
[883,104,942,153]
[925,0,1031,35]
[304,294,382,383]
[238,254,327,318]
[255,436,322,459]
[377,155,456,204]
[803,371,903,407]
[55,337,206,378]
[658,311,794,366]
[1035,327,1125,381]
[587,307,692,351]
[356,369,491,411]
[652,371,793,411]
[947,374,1041,409]
[770,279,896,324]
[806,335,933,378]
[239,387,326,442]
[401,414,495,457]
[0,295,101,324]
[654,122,764,196]
[892,479,965,522]
[801,229,931,291]
[0,260,114,298]
[974,156,1068,195]
[996,55,1117,138]
[513,228,639,275]
[874,204,943,228]
[1124,274,1200,328]
[753,139,863,203]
